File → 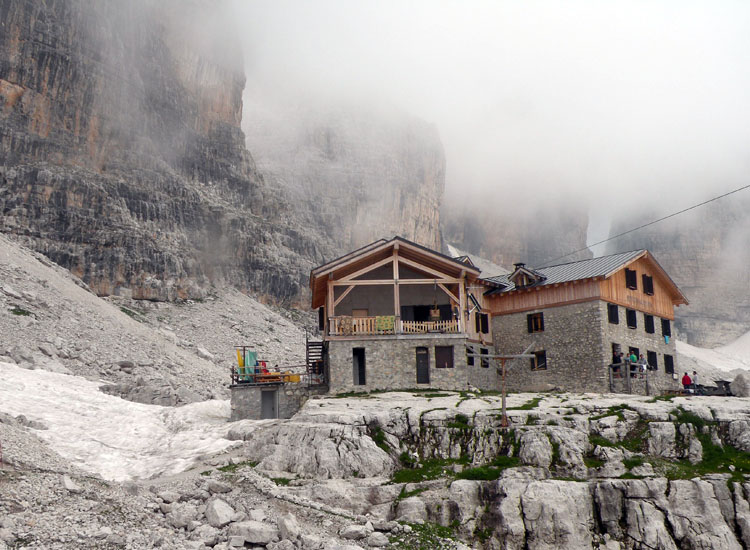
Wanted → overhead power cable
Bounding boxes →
[540,183,750,266]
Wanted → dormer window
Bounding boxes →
[509,262,546,289]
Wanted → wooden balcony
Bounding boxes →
[328,316,460,336]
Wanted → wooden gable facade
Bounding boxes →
[486,251,688,319]
[310,237,494,345]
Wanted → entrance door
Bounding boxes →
[261,390,277,419]
[353,348,366,385]
[416,347,430,384]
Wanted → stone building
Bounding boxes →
[484,251,689,395]
[309,237,499,393]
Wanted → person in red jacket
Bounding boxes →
[681,372,692,391]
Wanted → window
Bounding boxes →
[527,312,544,333]
[480,348,489,368]
[647,351,657,370]
[475,312,489,334]
[530,350,547,370]
[628,346,639,360]
[642,274,654,296]
[625,268,637,290]
[435,346,454,368]
[466,346,474,366]
[626,309,637,329]
[664,354,674,374]
[353,348,366,385]
[644,314,655,334]
[661,318,672,338]
[607,303,619,324]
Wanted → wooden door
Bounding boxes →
[416,347,430,384]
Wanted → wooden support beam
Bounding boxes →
[437,283,459,305]
[327,276,335,320]
[397,256,456,281]
[332,278,462,286]
[340,255,395,282]
[393,248,401,332]
[333,285,355,307]
[458,273,467,334]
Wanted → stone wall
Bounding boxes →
[327,335,470,393]
[230,383,327,421]
[601,301,680,394]
[492,301,607,393]
[492,300,681,395]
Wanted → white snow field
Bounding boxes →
[677,329,750,382]
[0,361,238,481]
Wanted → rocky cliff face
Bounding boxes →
[228,391,750,549]
[607,197,750,347]
[0,0,327,302]
[243,97,445,252]
[442,196,592,269]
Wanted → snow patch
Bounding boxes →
[0,362,237,481]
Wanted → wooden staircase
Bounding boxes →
[305,331,326,386]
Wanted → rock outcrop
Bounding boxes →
[0,0,327,302]
[243,96,445,252]
[227,391,750,549]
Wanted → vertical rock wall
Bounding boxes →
[0,0,326,301]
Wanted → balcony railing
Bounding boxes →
[328,316,460,336]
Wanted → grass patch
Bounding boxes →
[590,404,634,422]
[9,306,33,317]
[272,477,292,486]
[392,456,469,484]
[217,460,258,473]
[584,457,604,469]
[649,394,678,402]
[525,415,539,426]
[389,521,457,550]
[423,393,451,398]
[119,306,142,320]
[397,486,428,501]
[369,426,390,452]
[455,456,520,481]
[672,407,710,432]
[507,397,542,410]
[620,419,649,452]
[447,413,472,430]
[199,470,212,476]
[623,457,645,470]
[589,434,616,448]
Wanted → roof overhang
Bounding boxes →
[309,237,481,309]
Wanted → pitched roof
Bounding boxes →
[484,250,673,296]
[485,249,688,304]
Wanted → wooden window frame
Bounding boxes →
[626,309,637,329]
[435,346,454,369]
[607,303,619,324]
[661,318,672,338]
[527,312,544,333]
[625,268,638,290]
[530,350,547,371]
[642,274,654,296]
[644,314,655,334]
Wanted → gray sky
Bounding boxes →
[231,1,750,243]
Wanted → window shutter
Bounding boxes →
[481,313,489,334]
[538,313,544,332]
[661,318,672,337]
[318,307,325,330]
[625,269,637,290]
[527,314,533,333]
[475,312,481,333]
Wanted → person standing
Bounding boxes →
[682,372,692,391]
[692,371,700,393]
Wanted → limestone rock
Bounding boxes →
[518,430,553,469]
[227,521,279,545]
[731,373,750,397]
[367,532,389,547]
[395,497,427,524]
[205,499,235,528]
[278,513,301,541]
[339,524,368,540]
[206,479,232,494]
[62,475,82,494]
[197,347,215,361]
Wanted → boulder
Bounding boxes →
[62,475,82,494]
[206,479,232,494]
[518,430,553,469]
[367,532,389,547]
[731,373,750,397]
[166,503,198,529]
[395,496,427,524]
[339,524,368,540]
[197,347,215,361]
[205,499,235,528]
[268,541,296,550]
[228,520,279,545]
[278,513,301,541]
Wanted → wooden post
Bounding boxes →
[458,270,466,334]
[500,358,508,427]
[393,246,401,333]
[327,276,334,335]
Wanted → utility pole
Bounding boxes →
[467,343,535,427]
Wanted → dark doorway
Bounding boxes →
[353,348,366,385]
[416,347,430,384]
[261,390,277,419]
[401,304,453,322]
